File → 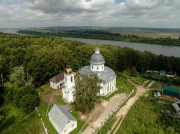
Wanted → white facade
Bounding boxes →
[80,47,117,96]
[90,48,105,72]
[90,48,116,96]
[62,68,75,103]
[49,117,77,134]
[90,64,104,72]
[48,104,77,134]
[50,81,64,89]
[62,48,117,103]
[49,72,64,89]
[99,77,116,96]
[62,120,77,134]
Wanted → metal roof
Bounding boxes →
[163,86,180,94]
[172,103,180,113]
[89,48,105,65]
[48,104,76,133]
[49,72,64,83]
[79,65,116,83]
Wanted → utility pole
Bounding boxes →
[46,98,53,115]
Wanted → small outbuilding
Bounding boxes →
[49,72,64,89]
[163,86,180,98]
[160,70,166,76]
[172,103,180,113]
[48,104,77,134]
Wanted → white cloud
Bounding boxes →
[0,0,180,28]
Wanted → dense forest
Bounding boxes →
[18,30,180,46]
[0,33,180,132]
[0,33,180,87]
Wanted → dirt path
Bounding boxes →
[109,84,147,134]
[81,93,127,134]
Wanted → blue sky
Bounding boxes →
[0,0,180,28]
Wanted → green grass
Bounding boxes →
[0,103,43,134]
[116,74,134,93]
[56,95,67,105]
[38,100,59,134]
[145,73,161,80]
[117,96,178,134]
[37,84,85,134]
[70,109,85,134]
[110,117,122,134]
[0,104,25,132]
[96,116,117,134]
[151,81,163,89]
[129,75,145,85]
[144,80,151,87]
[1,111,43,134]
[100,89,122,101]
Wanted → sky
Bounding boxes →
[0,0,180,28]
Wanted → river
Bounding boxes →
[1,28,180,57]
[63,37,180,57]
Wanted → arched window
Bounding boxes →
[97,66,99,70]
[71,76,73,82]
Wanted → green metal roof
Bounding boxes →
[163,86,180,94]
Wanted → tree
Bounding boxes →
[14,86,39,107]
[74,74,101,113]
[9,66,33,87]
[129,67,138,77]
[19,94,39,113]
[0,55,4,85]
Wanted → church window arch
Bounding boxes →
[71,76,73,82]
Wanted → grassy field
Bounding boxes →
[0,73,134,134]
[117,96,179,134]
[0,83,85,134]
[116,73,135,93]
[0,103,43,134]
[37,84,85,134]
[151,81,163,89]
[129,75,145,85]
[96,116,117,134]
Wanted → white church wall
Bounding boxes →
[63,120,77,134]
[90,64,104,72]
[50,81,64,89]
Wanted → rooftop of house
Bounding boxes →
[79,65,116,83]
[49,72,64,83]
[48,104,77,132]
[163,86,180,94]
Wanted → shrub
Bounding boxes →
[19,94,40,113]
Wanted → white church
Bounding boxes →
[50,48,117,103]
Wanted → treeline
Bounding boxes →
[18,30,180,46]
[0,33,180,88]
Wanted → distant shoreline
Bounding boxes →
[17,29,180,47]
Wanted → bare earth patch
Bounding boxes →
[40,86,62,103]
[109,85,147,134]
[82,93,127,134]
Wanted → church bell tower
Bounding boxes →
[62,66,75,103]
